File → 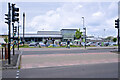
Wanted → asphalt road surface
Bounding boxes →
[2,48,119,78]
[20,48,116,55]
[2,62,118,78]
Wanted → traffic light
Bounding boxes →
[5,14,9,24]
[115,18,119,28]
[14,26,17,34]
[12,4,19,22]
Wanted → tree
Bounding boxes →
[105,36,113,41]
[4,37,8,43]
[75,28,83,46]
[113,38,117,42]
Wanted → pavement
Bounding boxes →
[20,46,117,51]
[0,50,22,69]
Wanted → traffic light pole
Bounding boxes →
[8,3,11,64]
[23,13,25,45]
[18,22,19,50]
[118,28,120,52]
[115,18,120,52]
[85,28,86,49]
[12,23,15,55]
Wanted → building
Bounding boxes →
[61,29,77,42]
[16,29,77,42]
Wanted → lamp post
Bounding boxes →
[42,28,44,42]
[104,29,106,42]
[82,17,86,49]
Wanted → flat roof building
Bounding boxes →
[16,29,77,42]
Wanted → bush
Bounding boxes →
[113,38,117,42]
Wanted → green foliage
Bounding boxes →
[4,37,8,43]
[105,36,113,41]
[113,38,117,42]
[75,28,83,39]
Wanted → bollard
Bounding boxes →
[5,47,7,60]
[5,47,8,60]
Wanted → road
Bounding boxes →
[2,62,118,78]
[2,47,119,78]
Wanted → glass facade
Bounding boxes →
[61,29,77,42]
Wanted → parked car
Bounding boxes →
[109,42,117,46]
[29,42,38,47]
[86,42,93,46]
[26,41,31,44]
[61,42,67,46]
[70,42,73,45]
[95,42,101,46]
[50,44,58,47]
[81,42,85,46]
[39,42,45,47]
[104,42,109,46]
[90,42,96,46]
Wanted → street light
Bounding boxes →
[104,29,106,42]
[82,17,86,49]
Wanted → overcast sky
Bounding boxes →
[0,1,119,37]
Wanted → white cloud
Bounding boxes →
[26,2,117,37]
[92,12,102,16]
[74,4,83,10]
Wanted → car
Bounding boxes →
[70,42,73,45]
[86,42,93,46]
[61,42,67,46]
[29,42,38,47]
[50,44,58,47]
[109,42,117,46]
[95,42,101,46]
[81,42,85,46]
[104,42,109,46]
[26,41,31,44]
[91,42,96,46]
[39,42,46,47]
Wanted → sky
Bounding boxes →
[0,1,119,38]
